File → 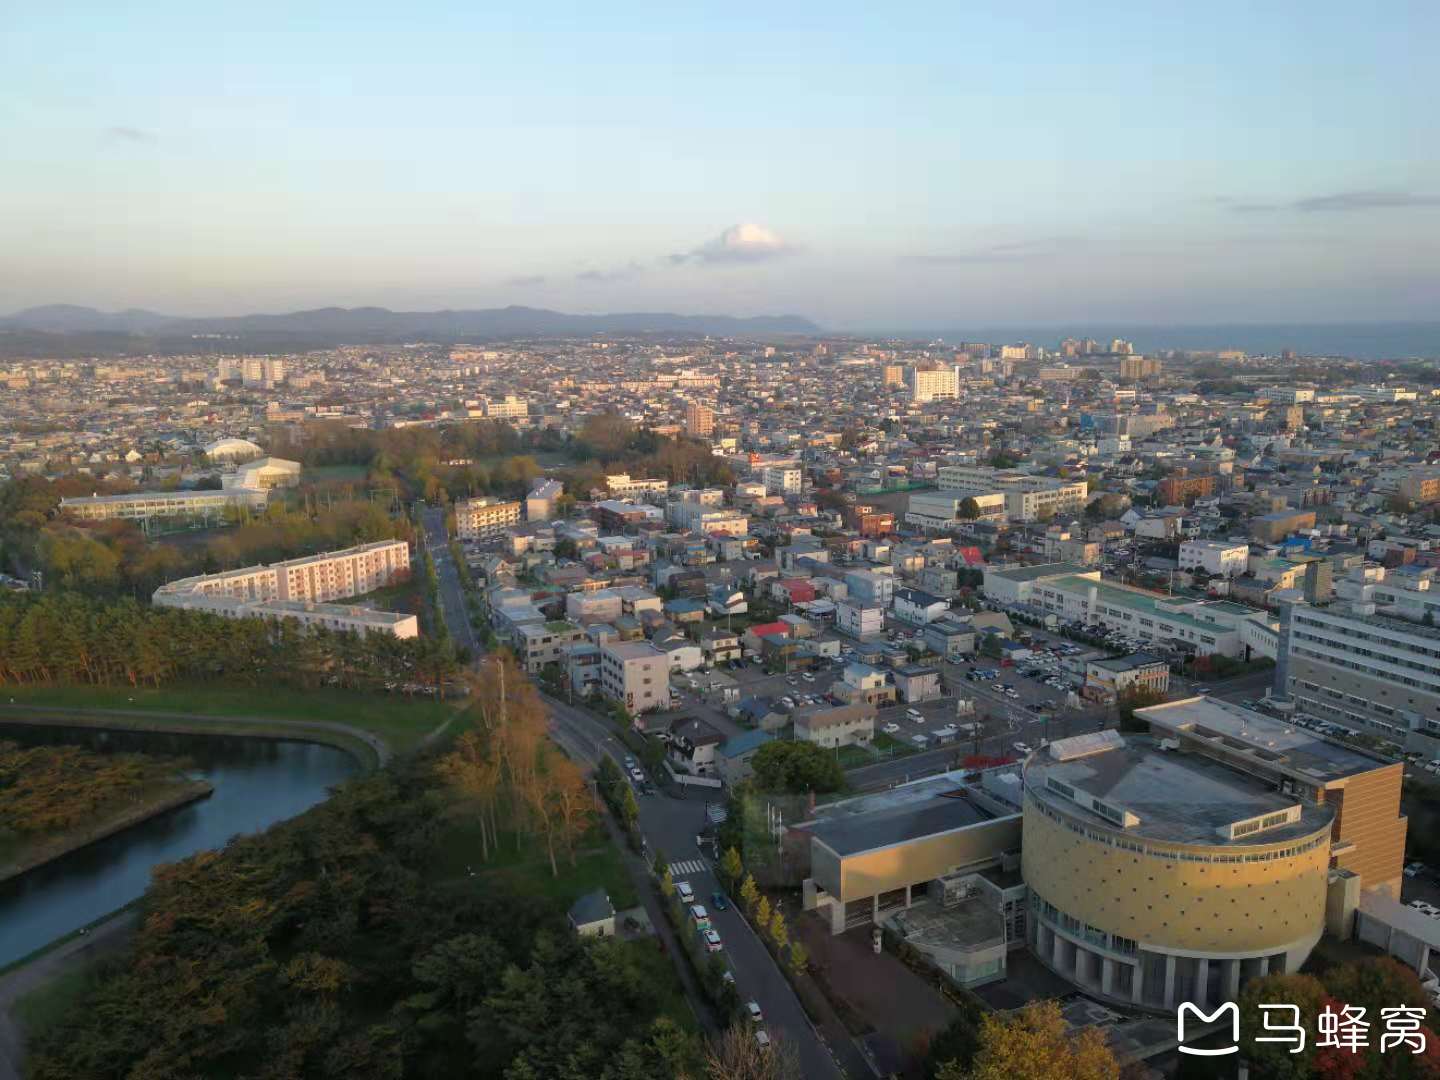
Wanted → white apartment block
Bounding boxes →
[763,466,803,496]
[905,490,1006,529]
[153,593,418,639]
[937,466,1086,522]
[154,539,412,607]
[1335,565,1440,625]
[836,601,885,639]
[600,641,672,715]
[909,366,961,403]
[605,473,670,502]
[476,395,528,419]
[1179,540,1251,577]
[152,540,416,637]
[59,487,270,523]
[456,497,523,540]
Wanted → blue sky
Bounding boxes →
[3,1,1437,328]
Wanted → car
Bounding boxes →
[906,708,923,719]
[711,891,729,911]
[630,767,645,782]
[1013,742,1033,755]
[746,1001,763,1023]
[691,904,712,929]
[1194,686,1212,695]
[676,881,695,902]
[1405,862,1426,878]
[882,722,900,734]
[703,929,723,952]
[624,756,635,767]
[802,672,816,682]
[754,1030,771,1050]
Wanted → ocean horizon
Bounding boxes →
[866,322,1440,361]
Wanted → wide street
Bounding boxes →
[544,695,848,1079]
[419,504,479,656]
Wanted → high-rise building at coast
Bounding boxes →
[909,365,961,402]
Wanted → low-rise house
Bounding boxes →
[1083,652,1171,703]
[716,730,776,786]
[893,587,950,626]
[700,628,742,663]
[923,617,977,661]
[893,665,943,703]
[668,717,725,775]
[568,890,616,937]
[794,702,876,748]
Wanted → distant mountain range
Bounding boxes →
[0,304,820,340]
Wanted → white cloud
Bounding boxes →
[674,222,793,264]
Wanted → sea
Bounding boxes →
[884,322,1440,361]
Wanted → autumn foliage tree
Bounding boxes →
[937,1000,1118,1080]
[437,655,595,875]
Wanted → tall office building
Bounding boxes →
[882,364,906,387]
[685,401,715,438]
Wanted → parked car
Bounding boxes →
[746,1001,763,1023]
[703,929,723,952]
[676,881,695,902]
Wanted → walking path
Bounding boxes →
[0,703,391,767]
[0,910,138,1080]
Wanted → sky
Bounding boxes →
[3,1,1438,330]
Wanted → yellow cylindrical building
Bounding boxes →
[1021,733,1333,1010]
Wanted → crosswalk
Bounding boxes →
[669,858,709,877]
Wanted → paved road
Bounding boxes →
[419,505,479,656]
[542,695,846,1079]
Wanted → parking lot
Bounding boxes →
[664,621,1110,767]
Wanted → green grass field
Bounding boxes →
[1,683,456,755]
[429,820,639,911]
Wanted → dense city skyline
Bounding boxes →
[5,2,1437,327]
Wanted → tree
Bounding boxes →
[977,634,1003,660]
[957,497,981,521]
[786,941,808,977]
[749,741,845,795]
[739,874,760,914]
[1238,972,1328,1080]
[704,1025,801,1080]
[754,895,772,932]
[939,1001,1117,1080]
[1116,687,1167,733]
[767,909,789,953]
[720,846,744,890]
[923,997,985,1079]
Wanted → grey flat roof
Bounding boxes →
[807,797,992,857]
[1136,697,1390,782]
[1024,735,1334,846]
[801,772,999,857]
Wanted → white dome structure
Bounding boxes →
[204,437,263,463]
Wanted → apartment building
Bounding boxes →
[515,620,588,674]
[1336,564,1440,624]
[159,594,417,638]
[1278,600,1440,755]
[455,496,523,540]
[525,478,564,522]
[909,365,961,403]
[1118,355,1161,380]
[685,402,715,438]
[1179,540,1250,578]
[154,539,412,607]
[1156,472,1216,505]
[936,466,1086,522]
[836,601,884,639]
[605,473,669,501]
[762,466,803,496]
[600,641,672,715]
[1398,469,1440,504]
[59,487,270,523]
[477,395,528,419]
